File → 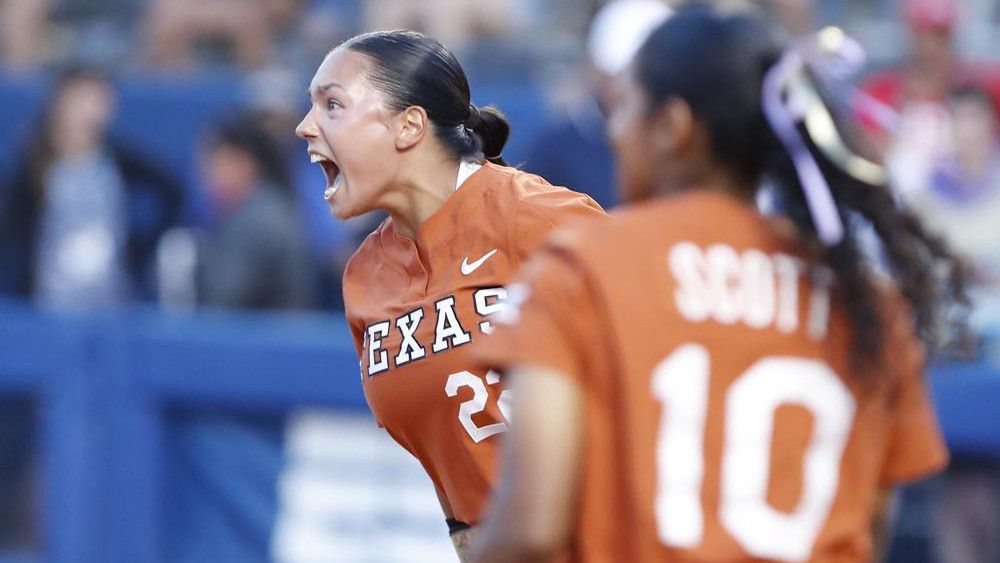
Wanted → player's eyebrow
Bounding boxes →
[308,82,345,96]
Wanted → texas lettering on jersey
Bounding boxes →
[362,287,508,377]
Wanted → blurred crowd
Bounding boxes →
[0,0,997,316]
[0,0,586,311]
[1,0,1000,560]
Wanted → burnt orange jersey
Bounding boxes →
[342,162,604,525]
[481,190,948,562]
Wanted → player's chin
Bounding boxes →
[326,191,364,221]
[323,180,349,219]
[326,199,353,220]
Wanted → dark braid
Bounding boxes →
[836,168,972,352]
[766,135,971,374]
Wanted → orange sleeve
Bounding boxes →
[479,241,605,385]
[879,303,949,485]
[509,187,605,262]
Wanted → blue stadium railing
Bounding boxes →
[0,301,365,563]
[0,301,998,563]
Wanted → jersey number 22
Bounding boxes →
[445,370,512,443]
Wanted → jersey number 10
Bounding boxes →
[653,344,856,562]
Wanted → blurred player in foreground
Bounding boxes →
[294,30,604,560]
[473,6,969,563]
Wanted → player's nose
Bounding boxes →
[295,111,318,140]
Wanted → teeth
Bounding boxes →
[310,154,325,163]
[324,174,342,201]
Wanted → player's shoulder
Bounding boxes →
[539,190,772,272]
[477,161,550,193]
[477,162,603,214]
[584,190,756,241]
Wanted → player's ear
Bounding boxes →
[396,106,428,151]
[650,97,695,157]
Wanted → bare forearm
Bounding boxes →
[470,494,560,563]
[470,497,557,563]
[472,367,581,563]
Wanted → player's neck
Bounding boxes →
[385,157,463,239]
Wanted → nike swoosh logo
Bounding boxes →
[461,249,498,275]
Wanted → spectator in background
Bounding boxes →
[907,85,1000,289]
[244,69,381,310]
[196,115,316,310]
[0,0,51,70]
[364,0,526,56]
[0,66,180,553]
[163,115,316,563]
[522,0,671,209]
[144,0,304,70]
[857,6,1000,558]
[0,66,183,309]
[1,0,151,70]
[859,0,1000,194]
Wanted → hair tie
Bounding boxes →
[466,103,481,128]
[762,50,845,246]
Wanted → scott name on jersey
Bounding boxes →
[669,241,832,339]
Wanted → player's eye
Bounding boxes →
[327,99,343,111]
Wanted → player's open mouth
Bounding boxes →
[310,152,342,201]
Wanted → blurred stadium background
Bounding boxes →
[0,0,998,561]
